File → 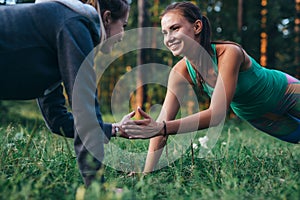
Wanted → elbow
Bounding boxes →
[207,107,227,127]
[46,117,74,138]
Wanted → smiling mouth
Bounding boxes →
[169,42,181,50]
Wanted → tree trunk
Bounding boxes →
[238,0,244,45]
[136,0,148,118]
[238,0,243,32]
[260,0,268,67]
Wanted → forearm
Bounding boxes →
[144,135,168,173]
[165,109,213,136]
[37,85,75,138]
[144,108,175,172]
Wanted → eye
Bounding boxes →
[172,26,179,31]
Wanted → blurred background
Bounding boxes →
[1,0,299,122]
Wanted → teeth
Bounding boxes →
[170,44,179,50]
[169,42,180,49]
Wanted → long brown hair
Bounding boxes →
[161,2,245,91]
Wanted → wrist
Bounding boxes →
[111,123,120,137]
[161,121,167,137]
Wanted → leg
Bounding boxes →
[248,113,300,143]
[248,74,300,143]
[284,74,300,118]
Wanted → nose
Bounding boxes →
[164,32,175,46]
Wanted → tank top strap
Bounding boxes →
[185,58,197,85]
[185,43,218,86]
[211,43,218,73]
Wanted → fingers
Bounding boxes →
[128,134,156,139]
[120,133,130,139]
[128,135,149,139]
[137,107,151,119]
[127,171,148,177]
[127,110,135,118]
[127,171,136,177]
[124,119,151,125]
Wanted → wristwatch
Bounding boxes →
[112,123,120,137]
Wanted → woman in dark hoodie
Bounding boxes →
[0,0,131,186]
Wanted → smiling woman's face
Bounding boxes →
[161,12,199,57]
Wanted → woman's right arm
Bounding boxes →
[143,90,179,173]
[144,61,190,173]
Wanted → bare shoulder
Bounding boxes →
[172,58,186,72]
[215,43,244,58]
[215,43,250,71]
[170,58,193,84]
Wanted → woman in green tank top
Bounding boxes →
[122,2,300,173]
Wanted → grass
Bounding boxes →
[0,101,299,200]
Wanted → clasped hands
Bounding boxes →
[113,107,164,139]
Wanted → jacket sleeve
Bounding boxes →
[37,84,113,140]
[55,16,111,182]
[37,84,74,138]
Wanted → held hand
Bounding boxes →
[122,107,164,139]
[113,110,135,139]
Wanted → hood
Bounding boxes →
[36,0,101,42]
[35,0,100,27]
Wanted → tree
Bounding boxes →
[135,0,149,118]
[260,0,268,67]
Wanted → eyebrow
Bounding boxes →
[162,23,179,32]
[169,24,179,29]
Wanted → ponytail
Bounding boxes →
[200,16,213,56]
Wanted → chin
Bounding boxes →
[172,52,179,56]
[100,44,113,54]
[171,50,183,57]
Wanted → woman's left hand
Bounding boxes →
[113,110,136,139]
[122,107,164,139]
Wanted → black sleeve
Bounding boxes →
[55,16,109,183]
[37,84,113,140]
[37,84,74,138]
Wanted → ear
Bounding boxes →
[194,19,203,35]
[102,10,112,26]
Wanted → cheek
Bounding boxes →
[163,37,168,46]
[176,31,188,40]
[111,23,124,36]
[116,27,123,35]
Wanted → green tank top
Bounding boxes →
[185,44,288,120]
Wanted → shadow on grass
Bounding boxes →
[0,100,44,127]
